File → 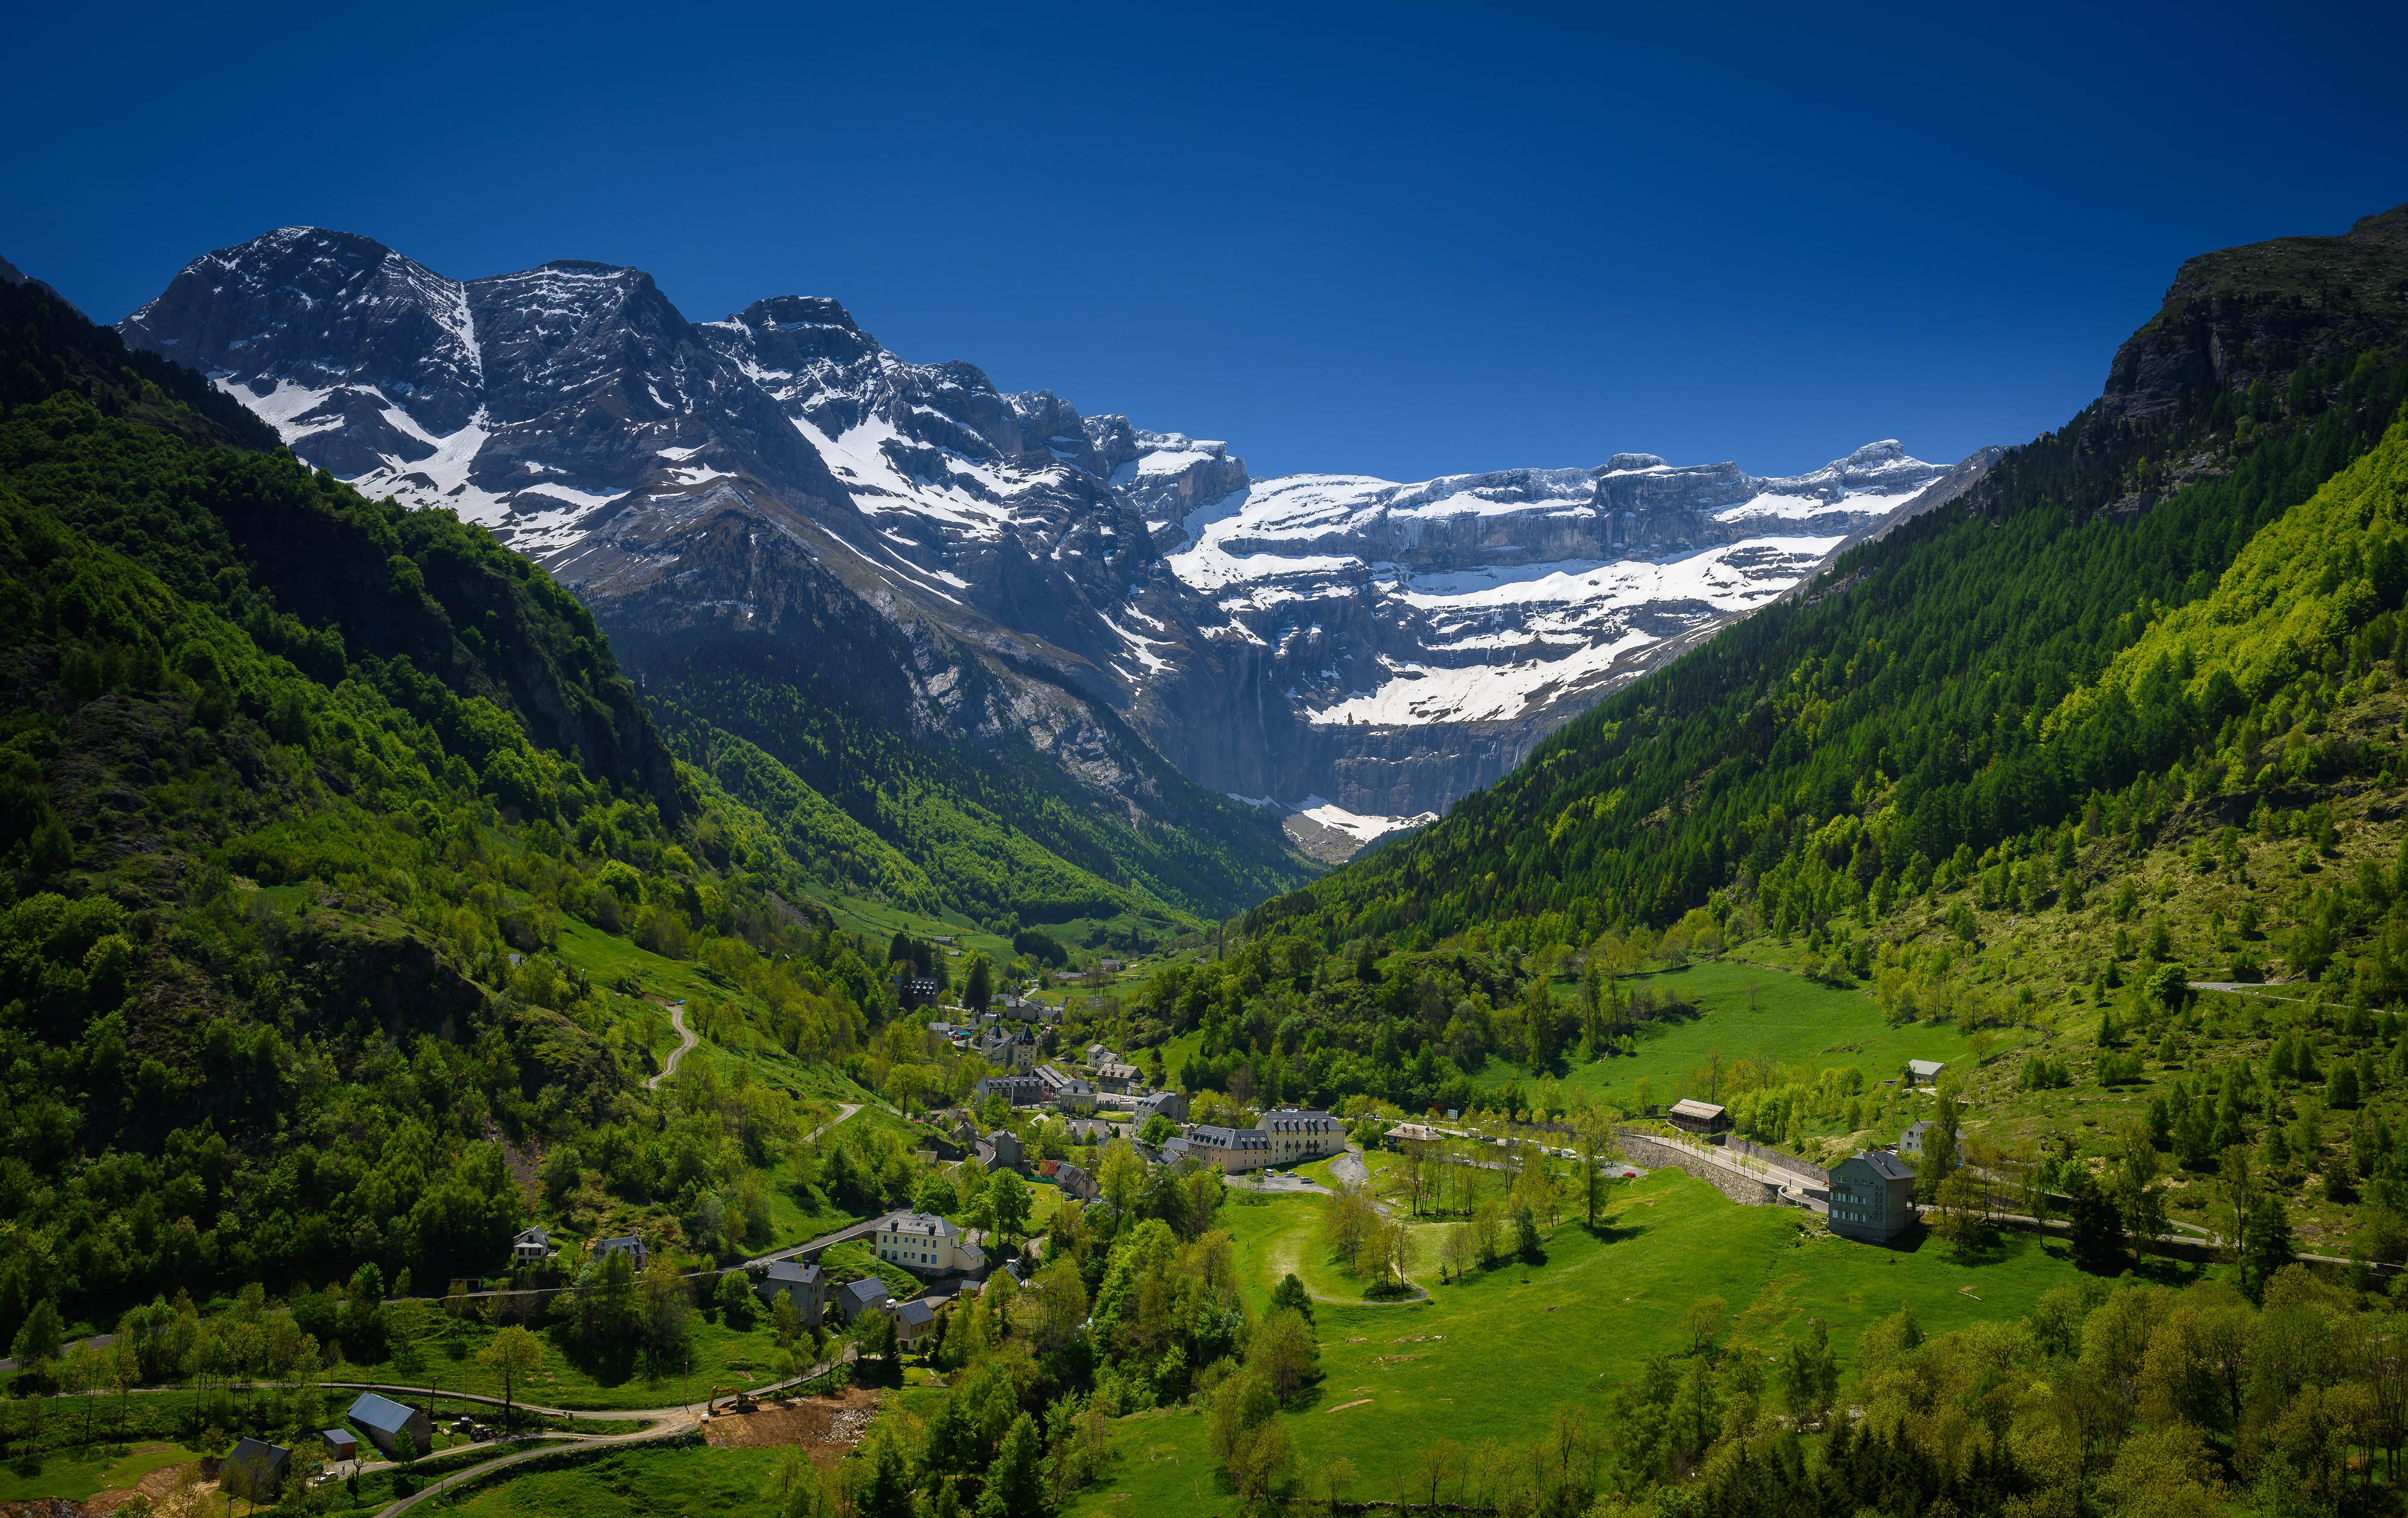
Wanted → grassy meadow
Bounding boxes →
[438,1444,790,1517]
[1477,959,1991,1116]
[1067,1164,2214,1514]
[0,1439,207,1504]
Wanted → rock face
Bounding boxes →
[2100,202,2408,423]
[1143,440,1988,823]
[122,227,1988,860]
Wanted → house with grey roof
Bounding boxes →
[320,1428,359,1464]
[594,1234,648,1267]
[757,1259,825,1327]
[223,1439,291,1501]
[895,1297,937,1348]
[1135,1089,1188,1125]
[1899,1121,1932,1157]
[1829,1150,1918,1243]
[836,1277,891,1323]
[1037,1065,1096,1113]
[347,1392,433,1460]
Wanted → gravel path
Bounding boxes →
[645,1003,700,1090]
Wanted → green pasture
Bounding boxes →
[1068,1163,2212,1515]
[329,1313,802,1413]
[0,1439,205,1504]
[1483,957,1993,1111]
[439,1443,789,1517]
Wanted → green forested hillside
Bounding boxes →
[1285,231,2408,960]
[635,632,1314,931]
[0,276,920,1343]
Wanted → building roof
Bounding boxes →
[884,1212,961,1240]
[1907,1060,1946,1076]
[227,1437,289,1470]
[1668,1099,1728,1121]
[347,1392,421,1436]
[764,1260,821,1285]
[1258,1109,1339,1132]
[514,1226,548,1243]
[321,1428,358,1450]
[895,1298,936,1327]
[596,1234,645,1253]
[1386,1123,1445,1143]
[1193,1125,1270,1149]
[840,1277,890,1307]
[1850,1149,1916,1181]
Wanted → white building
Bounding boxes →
[510,1226,556,1266]
[875,1212,985,1277]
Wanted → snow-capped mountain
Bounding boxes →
[120,228,1993,862]
[1165,442,1958,730]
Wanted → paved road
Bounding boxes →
[646,1003,699,1090]
[805,1102,863,1142]
[742,1213,885,1268]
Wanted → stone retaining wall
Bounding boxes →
[1613,1131,1783,1207]
[1727,1136,1829,1184]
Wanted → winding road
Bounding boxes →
[645,1002,699,1090]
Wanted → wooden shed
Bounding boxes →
[1665,1098,1731,1135]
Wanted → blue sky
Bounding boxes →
[4,1,2403,481]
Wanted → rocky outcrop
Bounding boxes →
[2100,202,2408,423]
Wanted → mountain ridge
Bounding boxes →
[118,226,1982,865]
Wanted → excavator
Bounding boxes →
[706,1387,759,1415]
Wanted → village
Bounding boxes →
[7,942,1972,1514]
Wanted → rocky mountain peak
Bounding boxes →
[121,225,1982,860]
[741,294,864,333]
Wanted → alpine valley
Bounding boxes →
[118,228,1991,867]
[18,164,2408,1518]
